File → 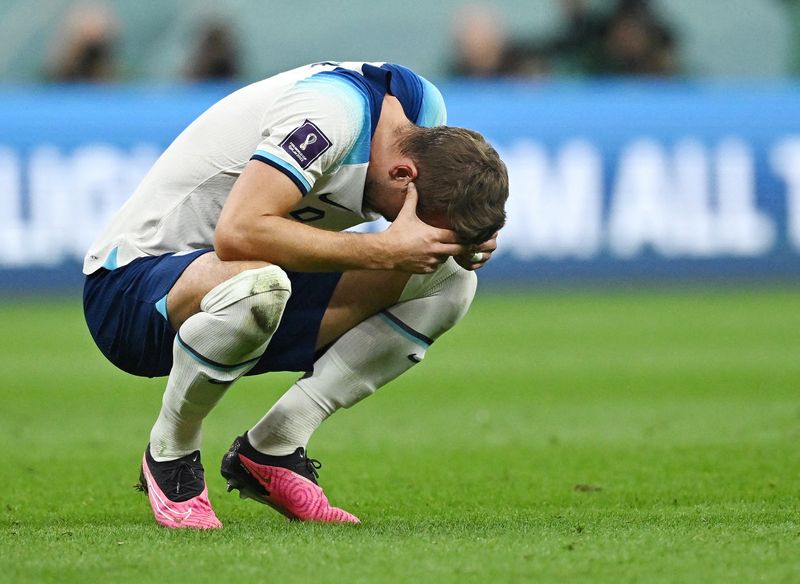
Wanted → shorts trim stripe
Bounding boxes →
[154,295,168,320]
[176,333,262,372]
[379,310,433,348]
[101,246,119,270]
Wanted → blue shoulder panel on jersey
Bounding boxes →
[417,76,447,127]
[252,150,311,195]
[342,105,372,165]
[315,65,389,137]
[381,63,423,124]
[381,64,446,127]
[307,63,444,164]
[294,73,371,165]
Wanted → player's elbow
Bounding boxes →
[214,224,251,261]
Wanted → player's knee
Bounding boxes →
[435,267,478,333]
[200,264,292,346]
[393,260,477,340]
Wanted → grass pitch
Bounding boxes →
[1,285,798,583]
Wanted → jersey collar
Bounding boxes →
[319,63,423,137]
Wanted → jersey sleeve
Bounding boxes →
[251,77,365,195]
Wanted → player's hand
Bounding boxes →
[454,232,498,271]
[381,182,466,273]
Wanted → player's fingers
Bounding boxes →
[474,242,496,255]
[478,234,498,253]
[453,254,473,271]
[462,248,491,264]
[432,227,462,244]
[454,251,489,271]
[398,182,419,218]
[438,243,467,257]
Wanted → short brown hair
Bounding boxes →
[397,125,508,245]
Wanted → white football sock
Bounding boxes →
[247,259,477,455]
[246,385,328,456]
[149,265,291,461]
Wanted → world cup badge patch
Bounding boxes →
[280,120,332,169]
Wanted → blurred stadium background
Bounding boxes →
[1,2,799,581]
[0,0,795,81]
[2,0,800,290]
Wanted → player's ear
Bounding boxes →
[389,159,418,184]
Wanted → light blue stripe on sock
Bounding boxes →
[175,333,261,372]
[378,313,431,349]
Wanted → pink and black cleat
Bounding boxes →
[220,434,360,524]
[138,446,223,529]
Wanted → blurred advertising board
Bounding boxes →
[1,81,799,291]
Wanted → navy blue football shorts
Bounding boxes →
[83,249,342,378]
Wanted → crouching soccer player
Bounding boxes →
[82,61,508,528]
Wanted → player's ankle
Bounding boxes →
[244,430,301,458]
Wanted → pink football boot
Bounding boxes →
[138,447,222,529]
[220,434,359,524]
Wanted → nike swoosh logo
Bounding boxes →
[145,473,193,524]
[407,353,422,363]
[240,457,273,495]
[319,192,353,213]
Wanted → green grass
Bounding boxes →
[1,286,799,583]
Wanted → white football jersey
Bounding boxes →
[83,61,446,274]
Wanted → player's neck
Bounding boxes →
[363,96,416,220]
[371,95,412,159]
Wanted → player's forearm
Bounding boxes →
[215,215,393,271]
